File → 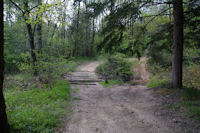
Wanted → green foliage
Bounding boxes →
[184,47,200,65]
[182,101,200,120]
[96,54,133,81]
[99,80,123,88]
[94,1,140,53]
[3,56,90,133]
[182,87,200,100]
[4,21,28,73]
[181,87,200,121]
[153,87,200,121]
[97,54,109,61]
[68,6,97,57]
[17,52,79,86]
[72,88,80,93]
[147,55,171,75]
[5,80,71,133]
[147,76,170,88]
[183,65,200,89]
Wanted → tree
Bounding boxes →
[0,0,10,132]
[73,0,81,56]
[91,0,186,88]
[84,0,89,56]
[9,0,39,75]
[24,1,38,75]
[171,0,184,88]
[37,0,43,52]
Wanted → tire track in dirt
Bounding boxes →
[64,61,177,133]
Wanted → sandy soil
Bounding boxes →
[64,60,198,133]
[131,57,151,84]
[76,61,103,72]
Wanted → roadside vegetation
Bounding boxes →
[147,55,200,121]
[99,80,123,88]
[3,58,90,132]
[5,80,71,133]
[96,54,133,85]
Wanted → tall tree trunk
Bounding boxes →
[101,15,104,32]
[62,7,67,40]
[91,17,95,56]
[37,0,42,52]
[171,0,184,89]
[26,23,37,75]
[0,0,10,132]
[24,2,37,76]
[73,1,80,57]
[37,23,42,52]
[85,0,89,57]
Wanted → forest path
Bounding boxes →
[64,61,175,133]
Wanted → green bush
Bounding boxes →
[18,52,79,87]
[147,57,171,74]
[5,80,71,133]
[96,54,133,81]
[5,54,21,73]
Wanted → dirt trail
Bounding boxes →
[131,57,151,84]
[64,61,178,133]
[77,61,103,72]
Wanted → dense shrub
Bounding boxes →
[147,57,171,74]
[96,54,133,81]
[4,54,21,73]
[17,52,79,87]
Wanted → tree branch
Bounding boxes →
[142,7,172,29]
[9,0,25,14]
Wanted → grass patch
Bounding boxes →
[182,87,200,100]
[147,61,200,121]
[154,88,177,96]
[100,80,123,87]
[181,88,200,120]
[3,57,92,132]
[5,80,71,133]
[183,65,200,89]
[182,101,200,120]
[72,88,80,93]
[153,87,200,121]
[147,76,170,88]
[72,97,81,101]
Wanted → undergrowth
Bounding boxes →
[147,75,170,88]
[182,100,200,120]
[96,54,133,82]
[100,80,123,87]
[5,80,71,133]
[4,58,91,133]
[147,61,200,121]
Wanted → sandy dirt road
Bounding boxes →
[64,61,181,133]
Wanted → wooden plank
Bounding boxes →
[70,82,97,85]
[68,79,102,82]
